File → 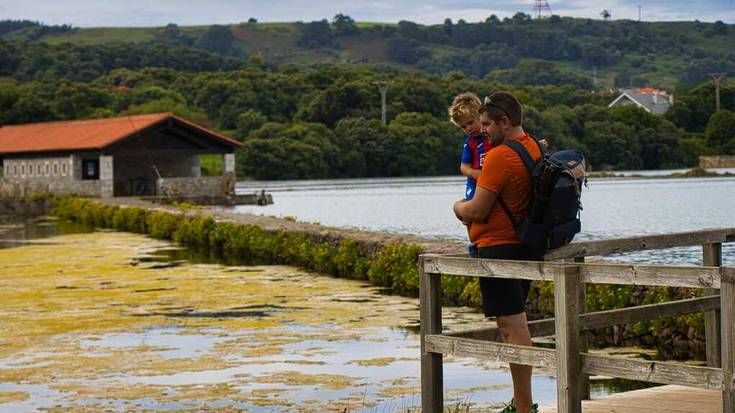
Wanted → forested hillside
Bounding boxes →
[1,18,734,179]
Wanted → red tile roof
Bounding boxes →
[0,113,242,155]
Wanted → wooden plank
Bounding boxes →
[446,318,553,340]
[722,274,735,412]
[577,263,722,288]
[446,295,721,340]
[576,257,591,401]
[579,295,720,330]
[581,353,723,389]
[555,264,582,413]
[424,334,556,369]
[419,257,443,413]
[546,227,735,260]
[422,255,723,288]
[704,243,723,369]
[541,385,721,413]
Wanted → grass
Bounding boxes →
[199,154,223,176]
[42,27,158,45]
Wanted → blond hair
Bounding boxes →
[449,92,482,127]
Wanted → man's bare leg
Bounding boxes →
[497,312,533,413]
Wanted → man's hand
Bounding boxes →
[453,187,498,223]
[453,199,467,223]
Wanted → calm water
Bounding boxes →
[234,175,735,265]
[0,220,659,412]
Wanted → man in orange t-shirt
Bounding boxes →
[453,91,541,413]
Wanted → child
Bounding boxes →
[449,92,492,257]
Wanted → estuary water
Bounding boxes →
[234,174,735,265]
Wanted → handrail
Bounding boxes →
[546,227,735,260]
[422,254,730,288]
[419,232,735,413]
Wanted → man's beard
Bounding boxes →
[489,131,505,147]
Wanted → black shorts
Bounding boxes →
[478,244,540,317]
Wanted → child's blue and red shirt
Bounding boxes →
[461,134,492,200]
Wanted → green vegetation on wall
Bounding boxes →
[52,196,709,359]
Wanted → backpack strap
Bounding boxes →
[504,139,536,174]
[528,133,549,157]
[496,196,518,228]
[493,136,539,225]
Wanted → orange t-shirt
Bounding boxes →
[469,132,542,248]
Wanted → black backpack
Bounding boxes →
[496,136,586,255]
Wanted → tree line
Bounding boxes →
[0,62,733,179]
[2,17,733,87]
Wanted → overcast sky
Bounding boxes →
[0,0,733,27]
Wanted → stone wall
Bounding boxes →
[113,154,201,196]
[0,178,101,197]
[156,176,225,197]
[699,155,735,168]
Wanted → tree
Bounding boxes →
[705,110,735,153]
[242,122,340,179]
[195,25,235,54]
[297,20,335,49]
[386,35,430,64]
[334,117,394,177]
[235,110,267,139]
[332,14,358,36]
[443,18,454,37]
[387,112,461,176]
[584,121,641,170]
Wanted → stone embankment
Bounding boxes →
[699,155,735,168]
[100,197,466,258]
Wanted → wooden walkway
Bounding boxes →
[540,385,721,413]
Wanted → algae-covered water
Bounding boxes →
[0,219,651,412]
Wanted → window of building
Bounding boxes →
[53,162,58,176]
[44,163,49,176]
[21,163,25,176]
[61,163,68,176]
[82,159,99,180]
[12,165,17,176]
[37,164,42,176]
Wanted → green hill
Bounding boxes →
[5,16,732,90]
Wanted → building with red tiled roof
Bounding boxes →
[0,113,242,198]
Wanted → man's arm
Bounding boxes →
[460,163,481,180]
[453,186,498,223]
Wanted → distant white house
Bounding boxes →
[608,87,673,115]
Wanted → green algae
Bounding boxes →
[0,230,498,412]
[0,391,28,403]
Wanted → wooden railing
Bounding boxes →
[419,227,735,413]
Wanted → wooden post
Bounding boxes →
[722,270,734,413]
[704,243,722,368]
[555,262,582,413]
[420,256,443,413]
[575,257,591,400]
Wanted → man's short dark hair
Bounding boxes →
[479,91,523,126]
